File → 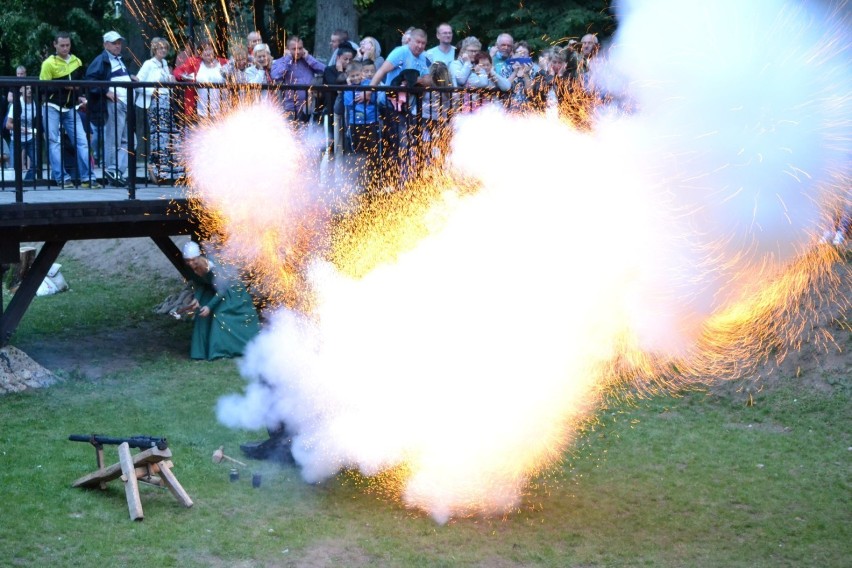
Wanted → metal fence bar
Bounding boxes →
[1,77,513,203]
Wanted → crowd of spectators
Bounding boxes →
[2,23,607,191]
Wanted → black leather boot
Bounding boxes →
[240,424,295,464]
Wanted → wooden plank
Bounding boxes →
[118,443,144,521]
[157,460,193,508]
[96,445,106,490]
[71,446,172,488]
[137,473,163,487]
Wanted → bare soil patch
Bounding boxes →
[58,236,191,280]
[5,237,191,385]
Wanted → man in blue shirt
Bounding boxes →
[370,28,432,88]
[425,23,456,66]
[367,28,432,189]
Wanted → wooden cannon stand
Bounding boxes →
[71,442,193,521]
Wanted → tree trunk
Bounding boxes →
[214,2,230,55]
[314,0,359,62]
[253,0,269,42]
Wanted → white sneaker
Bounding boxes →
[832,231,845,246]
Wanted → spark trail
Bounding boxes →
[175,0,852,522]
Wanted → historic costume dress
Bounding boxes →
[189,260,260,360]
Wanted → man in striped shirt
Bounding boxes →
[86,31,138,187]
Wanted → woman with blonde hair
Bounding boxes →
[448,36,481,88]
[136,37,183,183]
[246,43,273,84]
[356,36,384,68]
[245,43,277,104]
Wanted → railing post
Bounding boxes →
[11,87,24,201]
[127,83,136,199]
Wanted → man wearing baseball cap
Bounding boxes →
[86,31,138,187]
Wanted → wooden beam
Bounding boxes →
[71,446,172,488]
[151,236,196,281]
[157,460,194,508]
[118,443,144,521]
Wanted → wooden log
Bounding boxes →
[96,445,106,490]
[118,443,144,521]
[4,246,36,293]
[72,446,171,489]
[157,461,194,508]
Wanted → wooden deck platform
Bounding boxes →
[0,182,200,345]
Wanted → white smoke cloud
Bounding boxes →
[214,0,850,523]
[594,0,851,350]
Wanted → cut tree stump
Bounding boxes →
[4,246,36,293]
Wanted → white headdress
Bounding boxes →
[182,241,201,259]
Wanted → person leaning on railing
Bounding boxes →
[173,40,229,125]
[367,28,433,189]
[136,37,183,183]
[4,85,38,181]
[86,31,137,188]
[39,31,96,188]
[270,35,326,123]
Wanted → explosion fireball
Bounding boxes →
[179,0,851,523]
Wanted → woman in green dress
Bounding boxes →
[182,241,260,360]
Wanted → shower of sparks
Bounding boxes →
[131,0,852,523]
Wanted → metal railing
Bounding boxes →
[2,77,516,202]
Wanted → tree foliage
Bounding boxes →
[0,0,115,73]
[0,0,614,74]
[359,0,615,56]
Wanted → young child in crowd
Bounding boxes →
[343,61,380,192]
[468,51,511,92]
[360,61,376,83]
[4,85,37,180]
[421,61,453,167]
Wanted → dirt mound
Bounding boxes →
[0,346,60,394]
[709,259,851,400]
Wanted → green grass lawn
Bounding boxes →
[0,258,849,567]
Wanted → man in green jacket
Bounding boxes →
[39,31,99,187]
